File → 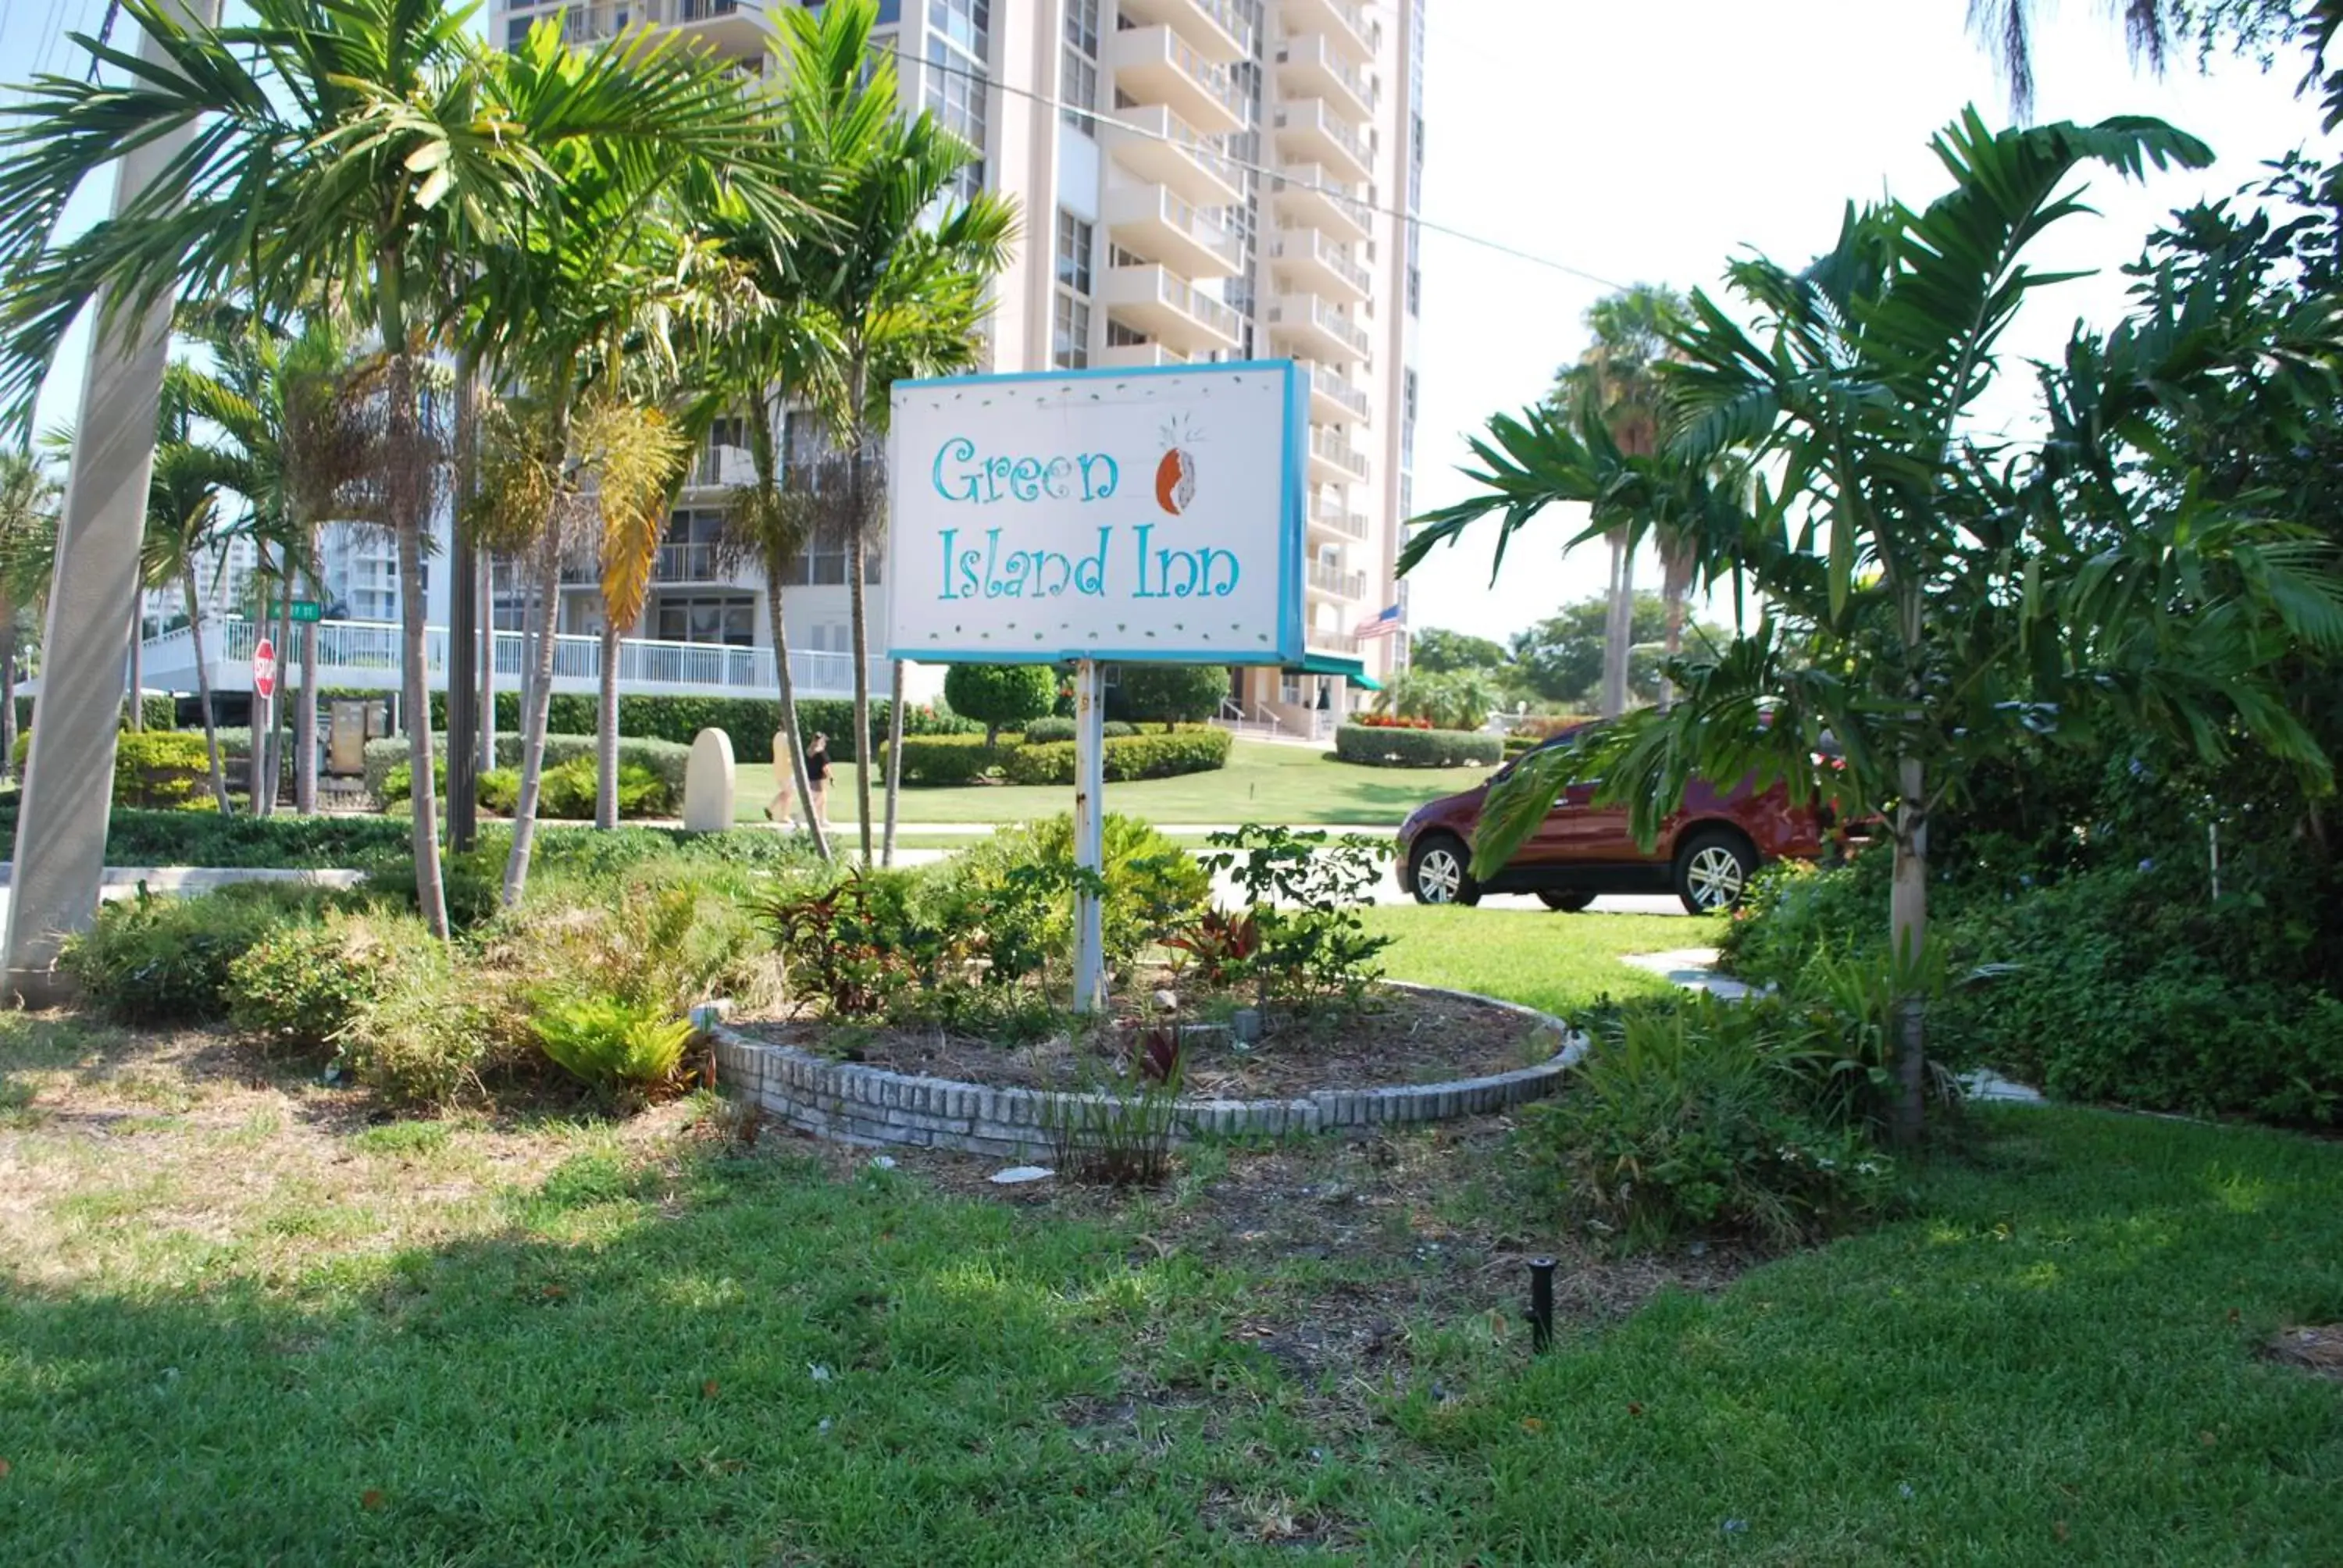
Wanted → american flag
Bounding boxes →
[1353,604,1403,640]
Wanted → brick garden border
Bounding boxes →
[706,982,1584,1160]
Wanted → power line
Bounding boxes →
[883,41,1630,294]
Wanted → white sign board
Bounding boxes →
[885,361,1305,666]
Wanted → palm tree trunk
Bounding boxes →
[881,658,905,865]
[396,496,448,937]
[295,529,318,814]
[127,604,144,731]
[1601,528,1632,718]
[845,440,874,864]
[766,577,827,861]
[1889,750,1929,1149]
[260,575,291,816]
[595,618,621,830]
[183,573,231,815]
[502,528,565,906]
[477,549,497,775]
[1,599,16,783]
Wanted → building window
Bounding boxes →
[1402,369,1418,468]
[926,0,990,201]
[1054,210,1094,369]
[1054,294,1091,371]
[654,594,754,647]
[1055,210,1093,295]
[1061,0,1098,130]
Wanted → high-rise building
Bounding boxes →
[489,0,1424,729]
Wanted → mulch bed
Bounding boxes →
[736,982,1557,1100]
[2267,1324,2343,1381]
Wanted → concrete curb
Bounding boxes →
[708,981,1582,1159]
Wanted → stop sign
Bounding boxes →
[253,636,277,700]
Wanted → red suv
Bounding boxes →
[1395,730,1849,914]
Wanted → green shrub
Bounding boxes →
[530,994,695,1094]
[61,883,333,1025]
[943,664,1057,746]
[478,768,521,813]
[1022,717,1136,743]
[1002,726,1232,785]
[946,812,1211,975]
[368,735,688,808]
[426,692,979,762]
[1526,995,1896,1251]
[1109,664,1228,730]
[13,729,216,808]
[534,756,671,819]
[1333,723,1502,768]
[880,733,1011,786]
[337,943,492,1106]
[226,910,432,1057]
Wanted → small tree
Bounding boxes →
[944,663,1054,747]
[1114,664,1225,732]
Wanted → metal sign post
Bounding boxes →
[1071,660,1107,1013]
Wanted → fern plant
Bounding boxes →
[530,993,695,1093]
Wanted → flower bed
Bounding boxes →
[710,982,1577,1160]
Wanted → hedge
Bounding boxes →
[11,695,177,736]
[363,733,691,803]
[1022,717,1136,743]
[1004,726,1232,785]
[425,691,979,763]
[880,734,1011,786]
[1334,723,1503,768]
[13,728,215,808]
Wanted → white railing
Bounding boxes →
[1274,33,1378,111]
[1275,99,1373,172]
[1274,231,1371,298]
[654,542,724,581]
[122,616,886,701]
[1307,559,1367,599]
[1300,358,1371,419]
[1270,294,1371,359]
[1308,625,1362,656]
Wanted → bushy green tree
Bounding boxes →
[943,664,1054,746]
[1408,626,1509,675]
[1112,664,1226,731]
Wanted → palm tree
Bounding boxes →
[0,0,802,936]
[583,397,690,829]
[0,449,58,778]
[1547,285,1689,718]
[764,0,1017,864]
[460,26,805,897]
[146,369,246,814]
[1411,112,2242,1146]
[1968,0,2181,119]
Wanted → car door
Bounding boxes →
[1546,779,1638,864]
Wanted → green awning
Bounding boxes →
[1287,653,1381,691]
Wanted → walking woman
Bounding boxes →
[763,728,797,827]
[804,732,831,829]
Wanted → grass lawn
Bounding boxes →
[4,912,2341,1563]
[734,739,1494,828]
[1362,905,1722,1017]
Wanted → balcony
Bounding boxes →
[1275,98,1374,182]
[654,542,726,583]
[684,443,754,490]
[1307,623,1362,657]
[1105,185,1242,280]
[636,0,765,58]
[1308,426,1368,485]
[1107,104,1243,209]
[1307,558,1367,600]
[1102,263,1241,355]
[1309,494,1370,541]
[1274,33,1377,119]
[1297,358,1369,424]
[1269,227,1370,303]
[1281,0,1377,61]
[1097,340,1193,370]
[1271,163,1373,244]
[1267,292,1371,364]
[1107,23,1243,136]
[1116,0,1251,62]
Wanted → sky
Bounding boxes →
[1400,0,2331,645]
[2,0,2334,646]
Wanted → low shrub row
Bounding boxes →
[1020,717,1136,743]
[363,734,690,804]
[423,692,979,763]
[380,754,675,820]
[12,696,174,735]
[12,729,218,809]
[1333,723,1503,768]
[877,725,1232,787]
[61,861,782,1106]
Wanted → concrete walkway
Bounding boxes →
[1619,943,2045,1105]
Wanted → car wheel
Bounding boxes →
[1674,829,1756,914]
[1408,835,1481,906]
[1537,890,1596,912]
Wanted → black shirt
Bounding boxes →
[806,748,829,782]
